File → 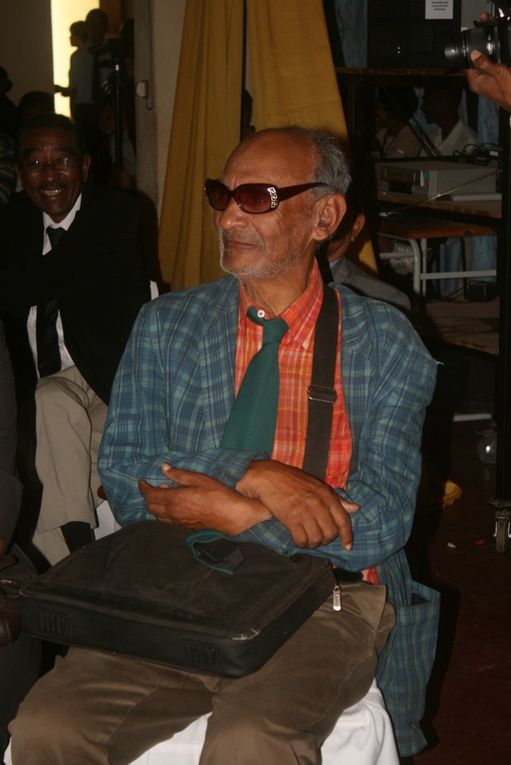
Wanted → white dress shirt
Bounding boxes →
[27,195,82,375]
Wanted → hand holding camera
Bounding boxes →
[466,47,511,110]
[448,3,511,111]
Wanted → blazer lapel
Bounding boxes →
[198,278,239,446]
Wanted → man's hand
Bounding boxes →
[236,460,358,550]
[466,49,511,110]
[138,464,270,535]
[464,11,511,109]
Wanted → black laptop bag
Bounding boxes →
[20,522,335,677]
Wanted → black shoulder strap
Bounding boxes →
[302,285,339,481]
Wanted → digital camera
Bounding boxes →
[444,2,511,68]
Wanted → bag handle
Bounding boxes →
[303,284,339,481]
[186,531,244,575]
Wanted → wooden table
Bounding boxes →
[425,298,499,356]
[377,209,498,295]
[377,190,502,221]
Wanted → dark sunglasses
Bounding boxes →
[204,178,328,214]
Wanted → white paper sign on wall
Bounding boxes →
[425,0,454,20]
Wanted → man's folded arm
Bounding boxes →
[98,303,266,524]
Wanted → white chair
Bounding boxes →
[94,499,121,540]
[4,681,398,765]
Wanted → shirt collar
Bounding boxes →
[43,193,82,233]
[238,260,324,350]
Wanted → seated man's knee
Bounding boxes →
[35,375,77,411]
[206,706,277,749]
[202,707,316,765]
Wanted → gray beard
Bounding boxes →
[218,233,303,280]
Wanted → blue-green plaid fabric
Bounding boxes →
[99,276,438,755]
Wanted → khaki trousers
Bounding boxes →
[10,583,394,765]
[31,365,108,565]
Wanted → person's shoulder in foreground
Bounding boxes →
[329,256,411,313]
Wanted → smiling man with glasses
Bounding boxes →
[10,126,438,764]
[0,113,150,568]
[17,124,88,224]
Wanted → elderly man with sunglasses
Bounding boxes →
[10,127,438,764]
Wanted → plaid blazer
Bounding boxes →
[99,276,438,756]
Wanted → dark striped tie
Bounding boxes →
[36,227,64,377]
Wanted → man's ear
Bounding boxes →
[350,212,366,242]
[314,194,347,242]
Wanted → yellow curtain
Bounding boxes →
[246,0,376,273]
[158,0,244,289]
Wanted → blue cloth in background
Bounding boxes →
[334,0,367,67]
[470,96,499,284]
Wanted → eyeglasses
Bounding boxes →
[204,179,328,214]
[21,156,79,174]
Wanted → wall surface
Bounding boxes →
[51,0,99,117]
[151,0,186,211]
[461,1,489,28]
[1,0,53,105]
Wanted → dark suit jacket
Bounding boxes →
[329,256,411,313]
[0,184,150,403]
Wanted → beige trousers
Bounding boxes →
[10,583,394,765]
[31,365,108,565]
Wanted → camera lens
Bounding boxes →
[444,30,469,68]
[445,26,501,68]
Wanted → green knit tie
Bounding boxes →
[220,307,288,454]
